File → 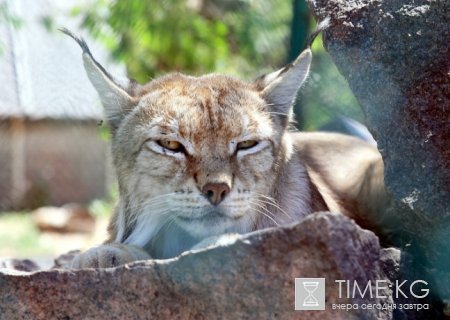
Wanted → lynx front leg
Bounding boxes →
[71,243,151,269]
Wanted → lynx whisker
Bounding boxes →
[247,199,280,226]
[251,192,292,220]
[124,192,178,211]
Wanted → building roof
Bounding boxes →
[0,0,125,120]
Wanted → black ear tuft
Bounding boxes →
[59,28,92,55]
[254,17,331,124]
[59,27,116,84]
[306,17,331,48]
[60,27,134,130]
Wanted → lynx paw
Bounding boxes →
[71,243,150,269]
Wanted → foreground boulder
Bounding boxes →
[0,212,437,319]
[308,0,450,306]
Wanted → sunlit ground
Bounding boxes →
[0,198,113,268]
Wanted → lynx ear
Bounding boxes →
[60,28,134,129]
[257,49,312,119]
[256,17,330,122]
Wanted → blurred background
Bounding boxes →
[0,0,363,267]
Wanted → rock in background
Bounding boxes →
[308,0,450,309]
[32,203,96,234]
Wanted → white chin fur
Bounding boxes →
[175,216,239,238]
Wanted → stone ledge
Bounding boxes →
[0,212,420,320]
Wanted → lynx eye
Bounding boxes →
[237,140,259,150]
[157,140,184,152]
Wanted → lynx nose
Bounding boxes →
[202,183,230,205]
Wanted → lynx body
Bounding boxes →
[62,29,387,268]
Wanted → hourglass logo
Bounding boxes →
[295,278,325,310]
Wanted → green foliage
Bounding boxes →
[73,0,362,130]
[73,0,291,82]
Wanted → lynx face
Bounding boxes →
[63,29,312,258]
[115,74,285,243]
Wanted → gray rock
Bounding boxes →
[0,212,410,320]
[308,0,450,304]
[0,259,40,273]
[380,248,443,320]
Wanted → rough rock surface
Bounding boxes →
[0,212,429,320]
[308,0,450,303]
[0,259,40,273]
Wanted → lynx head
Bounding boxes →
[62,29,312,258]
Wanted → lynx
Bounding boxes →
[62,25,388,268]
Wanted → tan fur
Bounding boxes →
[63,34,387,268]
